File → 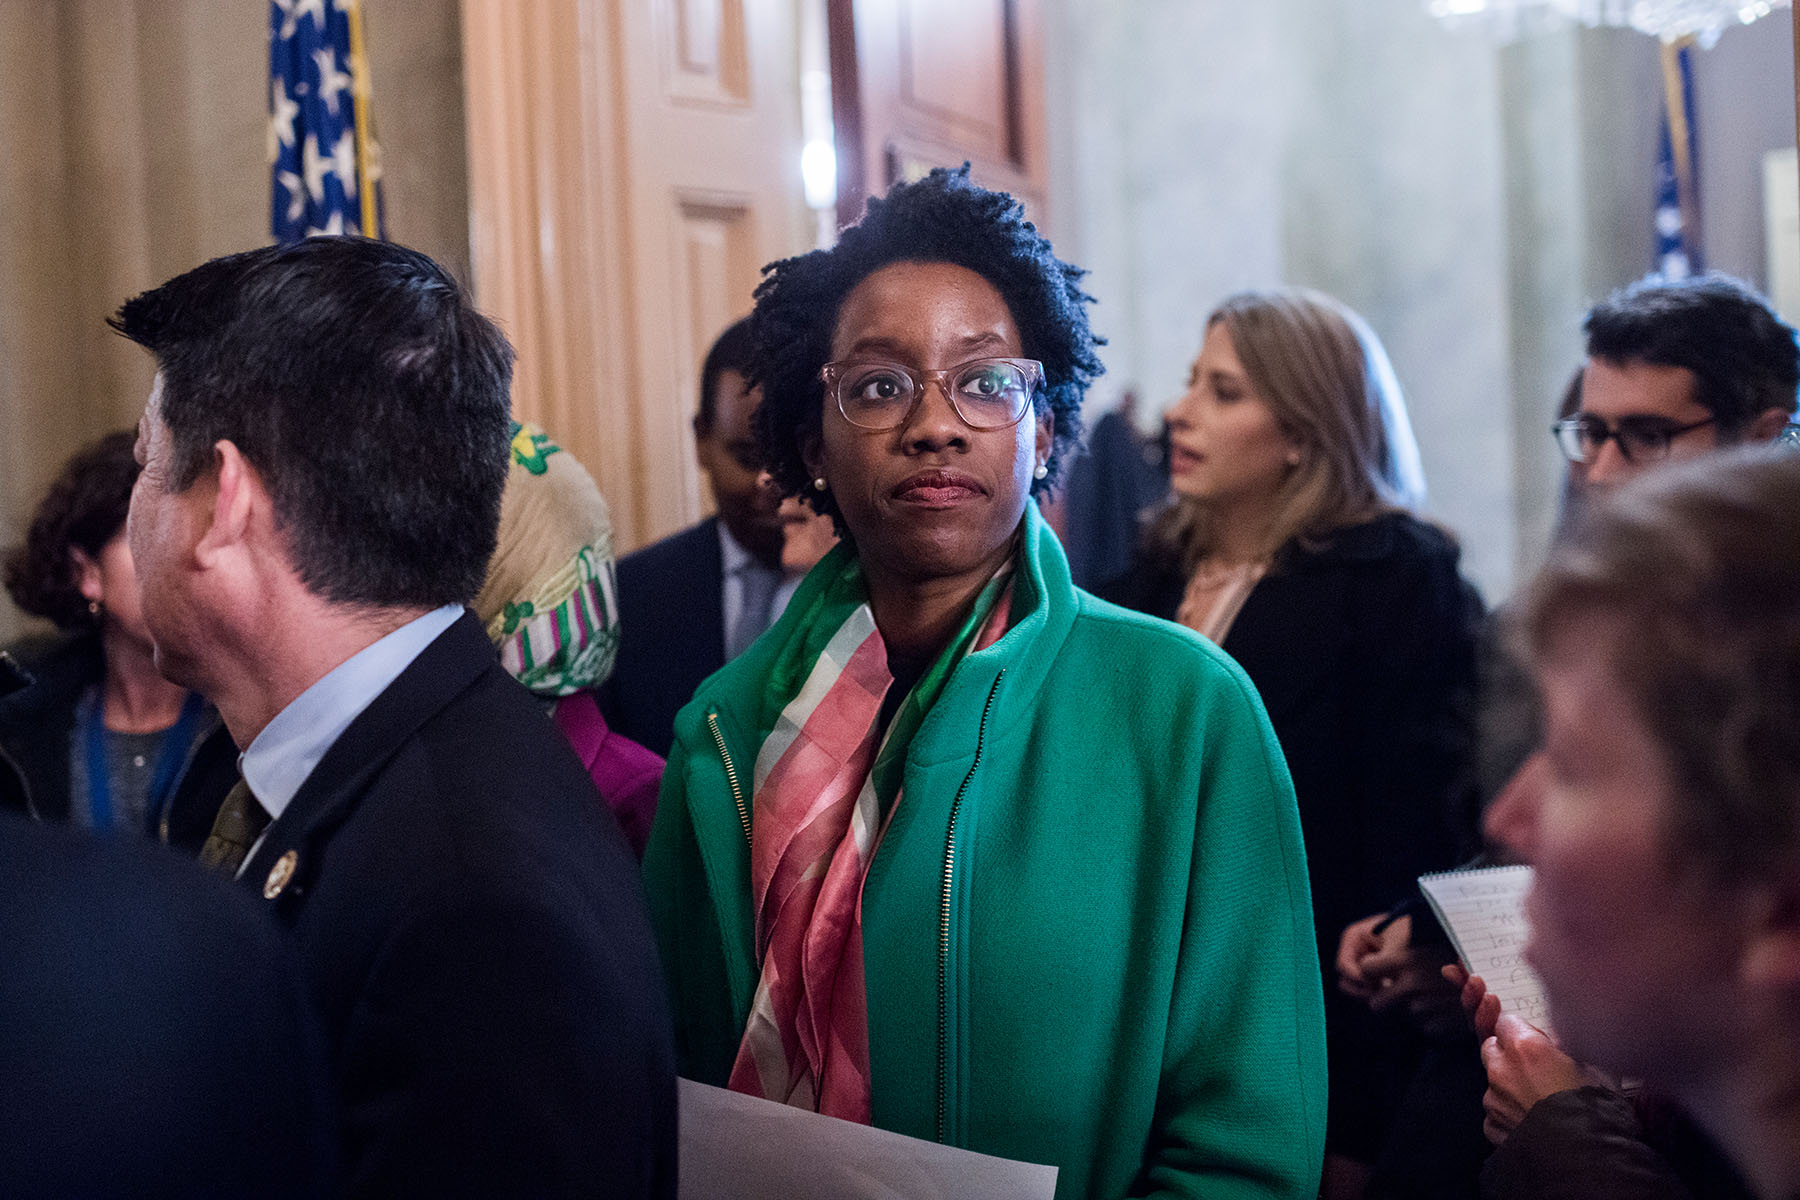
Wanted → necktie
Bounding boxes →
[729,564,778,660]
[198,776,270,877]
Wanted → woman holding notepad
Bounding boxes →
[1101,288,1485,1195]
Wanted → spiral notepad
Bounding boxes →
[1418,864,1553,1035]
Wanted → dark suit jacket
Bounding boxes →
[0,811,337,1199]
[601,517,726,758]
[1101,512,1484,953]
[237,611,676,1199]
[1102,512,1484,1154]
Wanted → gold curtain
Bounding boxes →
[0,0,469,642]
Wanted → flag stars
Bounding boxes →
[269,76,299,152]
[270,0,378,244]
[280,0,326,41]
[331,130,358,199]
[277,171,306,224]
[302,132,334,205]
[313,48,352,116]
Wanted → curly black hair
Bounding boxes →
[747,166,1103,524]
[4,431,140,630]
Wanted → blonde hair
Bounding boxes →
[1145,287,1425,575]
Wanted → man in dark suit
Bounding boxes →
[603,317,791,757]
[114,237,676,1198]
[0,810,336,1199]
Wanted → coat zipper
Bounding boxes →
[936,668,1004,1144]
[706,709,752,847]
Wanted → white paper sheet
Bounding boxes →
[1419,863,1554,1034]
[678,1078,1060,1200]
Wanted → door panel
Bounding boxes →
[463,0,807,551]
[832,0,1048,233]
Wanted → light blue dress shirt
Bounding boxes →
[239,604,462,865]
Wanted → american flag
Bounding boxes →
[1653,39,1700,280]
[268,0,384,242]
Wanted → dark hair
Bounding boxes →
[1584,273,1800,437]
[747,166,1102,523]
[696,317,754,435]
[109,237,514,609]
[1521,445,1800,886]
[4,432,140,630]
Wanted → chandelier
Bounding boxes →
[1426,0,1791,46]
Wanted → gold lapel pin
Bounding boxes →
[264,850,299,900]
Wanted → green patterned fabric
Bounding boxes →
[475,422,620,695]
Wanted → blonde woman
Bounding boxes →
[1103,287,1483,1195]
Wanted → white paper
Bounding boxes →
[1419,863,1554,1034]
[678,1079,1059,1200]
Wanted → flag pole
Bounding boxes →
[347,0,379,238]
[1659,36,1701,269]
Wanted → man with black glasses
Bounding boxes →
[1337,271,1797,1197]
[1554,272,1798,488]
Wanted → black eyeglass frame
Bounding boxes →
[819,357,1045,432]
[1550,413,1717,465]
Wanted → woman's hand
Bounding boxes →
[1334,912,1394,1002]
[1338,915,1464,1035]
[1477,1013,1595,1145]
[1441,963,1502,1039]
[1443,967,1599,1145]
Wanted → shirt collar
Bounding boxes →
[717,520,761,577]
[241,604,462,823]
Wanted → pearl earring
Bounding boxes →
[813,477,827,492]
[1033,463,1049,480]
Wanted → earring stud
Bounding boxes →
[813,477,827,492]
[1033,463,1049,480]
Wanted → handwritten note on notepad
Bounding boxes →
[1418,864,1553,1034]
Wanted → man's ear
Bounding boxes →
[1738,873,1800,993]
[193,440,262,568]
[1749,407,1793,444]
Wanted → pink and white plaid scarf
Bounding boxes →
[729,578,1013,1122]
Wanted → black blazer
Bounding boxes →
[601,517,726,758]
[0,811,337,1199]
[236,612,676,1199]
[1101,512,1485,956]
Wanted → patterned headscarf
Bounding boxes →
[473,423,621,696]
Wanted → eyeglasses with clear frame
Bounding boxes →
[1551,413,1717,465]
[820,357,1045,432]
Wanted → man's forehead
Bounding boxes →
[1580,357,1706,422]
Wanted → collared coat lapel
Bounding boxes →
[239,611,493,906]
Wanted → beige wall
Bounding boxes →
[0,0,469,641]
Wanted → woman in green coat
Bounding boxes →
[642,167,1326,1199]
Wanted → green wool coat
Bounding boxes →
[643,507,1327,1199]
